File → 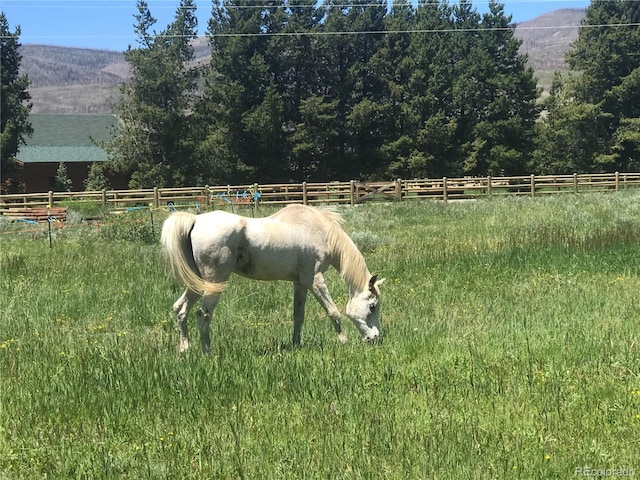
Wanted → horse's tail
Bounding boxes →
[161,212,225,295]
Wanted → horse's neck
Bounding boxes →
[331,228,370,296]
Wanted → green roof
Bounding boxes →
[17,146,109,163]
[17,114,118,163]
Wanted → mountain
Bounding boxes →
[515,8,585,70]
[18,10,584,114]
[19,38,211,114]
[20,45,129,114]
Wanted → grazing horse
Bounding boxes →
[161,204,384,353]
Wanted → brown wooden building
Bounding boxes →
[13,114,128,193]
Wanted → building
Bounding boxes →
[15,114,127,192]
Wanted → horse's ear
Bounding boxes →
[369,275,385,293]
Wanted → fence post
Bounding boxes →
[573,173,578,193]
[530,174,535,197]
[253,183,259,210]
[395,178,402,201]
[153,187,160,208]
[48,191,54,207]
[101,189,107,207]
[204,185,210,208]
[442,177,448,202]
[487,176,492,197]
[350,180,356,206]
[302,182,308,205]
[615,171,620,191]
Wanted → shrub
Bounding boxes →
[98,210,157,244]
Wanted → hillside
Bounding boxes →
[515,8,585,70]
[18,10,583,114]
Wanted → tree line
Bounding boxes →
[2,1,640,192]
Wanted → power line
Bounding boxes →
[2,20,639,41]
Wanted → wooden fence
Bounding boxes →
[1,172,640,213]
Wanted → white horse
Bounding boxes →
[161,204,384,353]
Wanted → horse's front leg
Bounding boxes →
[312,273,347,344]
[196,293,221,354]
[173,289,200,352]
[292,283,308,346]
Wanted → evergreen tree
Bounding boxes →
[54,162,73,192]
[533,73,612,173]
[84,162,111,191]
[540,0,640,172]
[371,0,419,178]
[197,0,539,182]
[104,0,200,188]
[387,0,457,178]
[200,0,290,182]
[461,1,539,175]
[0,13,32,193]
[309,0,388,179]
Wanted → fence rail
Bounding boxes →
[1,172,640,213]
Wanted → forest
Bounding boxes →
[4,0,640,190]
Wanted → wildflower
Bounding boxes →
[545,454,551,461]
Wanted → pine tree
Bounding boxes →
[0,13,32,193]
[84,162,111,191]
[54,162,73,192]
[562,0,640,171]
[461,1,540,175]
[103,0,200,188]
[200,0,289,182]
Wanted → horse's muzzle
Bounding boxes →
[364,326,381,343]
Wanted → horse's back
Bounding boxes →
[269,204,341,229]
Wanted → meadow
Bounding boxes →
[1,193,640,478]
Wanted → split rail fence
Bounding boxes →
[1,172,640,213]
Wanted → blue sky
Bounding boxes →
[2,0,590,52]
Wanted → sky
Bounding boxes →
[2,0,591,52]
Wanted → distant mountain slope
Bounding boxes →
[20,45,130,114]
[515,8,585,70]
[21,44,129,88]
[18,10,583,113]
[19,39,210,114]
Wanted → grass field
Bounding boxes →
[1,193,640,478]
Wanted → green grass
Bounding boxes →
[1,194,640,478]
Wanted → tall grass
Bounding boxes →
[1,193,640,478]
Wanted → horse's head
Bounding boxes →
[346,275,385,341]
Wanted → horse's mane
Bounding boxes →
[321,208,370,292]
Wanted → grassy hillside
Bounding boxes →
[1,194,639,477]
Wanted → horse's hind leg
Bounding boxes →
[173,289,200,352]
[196,293,222,354]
